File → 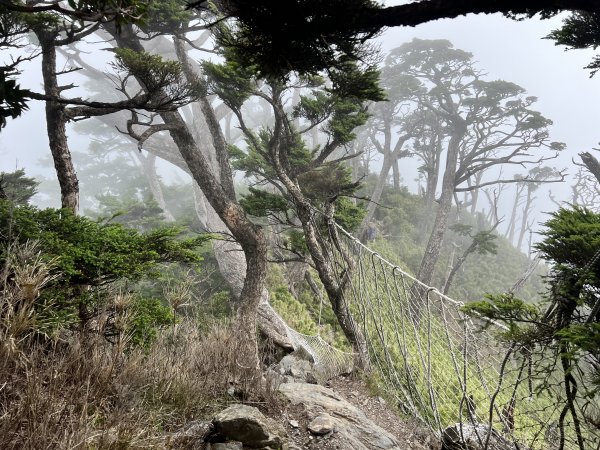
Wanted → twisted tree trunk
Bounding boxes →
[37,32,79,213]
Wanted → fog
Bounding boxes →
[1,7,599,249]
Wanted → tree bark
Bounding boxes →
[37,32,79,213]
[505,184,524,245]
[267,107,370,367]
[517,187,533,250]
[360,0,600,31]
[361,151,393,231]
[392,158,400,189]
[417,131,463,287]
[580,152,600,185]
[173,37,294,351]
[361,134,411,232]
[112,26,266,370]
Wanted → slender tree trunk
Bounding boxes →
[517,187,533,250]
[360,135,411,233]
[267,105,369,366]
[580,152,600,183]
[37,33,79,213]
[506,184,524,245]
[469,171,484,215]
[443,241,475,295]
[297,200,370,369]
[417,131,463,287]
[361,151,393,230]
[138,152,176,222]
[392,158,400,189]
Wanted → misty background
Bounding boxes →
[1,8,599,251]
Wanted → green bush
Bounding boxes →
[0,201,208,346]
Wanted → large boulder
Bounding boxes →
[279,382,402,449]
[212,404,286,448]
[441,423,520,450]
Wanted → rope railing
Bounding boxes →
[279,218,598,449]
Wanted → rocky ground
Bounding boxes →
[166,353,441,449]
[277,377,438,450]
[164,350,523,450]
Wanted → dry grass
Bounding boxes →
[0,242,275,449]
[0,321,273,449]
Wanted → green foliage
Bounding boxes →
[0,202,209,346]
[239,188,289,217]
[0,169,39,205]
[113,48,204,107]
[143,0,192,32]
[0,204,204,285]
[463,206,600,445]
[450,224,498,256]
[334,197,365,232]
[0,74,30,129]
[65,0,148,29]
[93,193,169,231]
[286,230,309,255]
[368,184,544,300]
[202,0,382,78]
[548,12,600,75]
[203,57,256,111]
[271,287,318,335]
[535,206,600,282]
[462,293,541,337]
[129,296,174,348]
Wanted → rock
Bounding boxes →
[289,419,299,428]
[441,423,520,450]
[168,420,212,448]
[279,382,402,449]
[278,354,315,382]
[213,404,286,448]
[308,413,334,435]
[211,442,243,450]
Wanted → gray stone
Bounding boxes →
[213,404,286,448]
[308,413,334,435]
[289,419,299,428]
[441,423,520,450]
[279,382,402,449]
[169,420,213,448]
[211,442,243,450]
[278,354,314,382]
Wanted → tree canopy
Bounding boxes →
[190,0,600,77]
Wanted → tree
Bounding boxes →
[547,11,600,75]
[5,0,600,125]
[0,169,39,206]
[358,64,423,231]
[0,199,207,345]
[442,221,498,295]
[1,2,200,213]
[189,0,600,78]
[381,39,563,287]
[203,52,384,365]
[464,206,600,450]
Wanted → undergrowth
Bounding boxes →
[0,239,276,449]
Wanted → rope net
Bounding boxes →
[310,221,598,450]
[284,327,354,383]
